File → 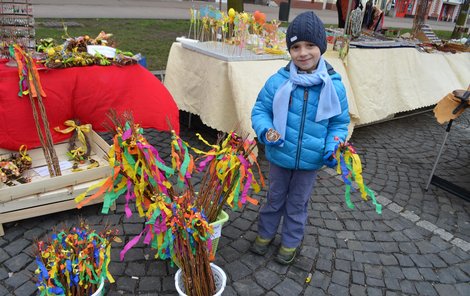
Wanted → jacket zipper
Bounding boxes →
[295,88,309,169]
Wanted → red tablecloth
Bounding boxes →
[0,62,179,150]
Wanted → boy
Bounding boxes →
[250,11,350,264]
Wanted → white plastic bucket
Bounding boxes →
[175,263,226,296]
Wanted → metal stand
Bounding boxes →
[425,119,453,190]
[425,89,470,202]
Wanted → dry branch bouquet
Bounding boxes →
[34,222,118,296]
[75,113,263,295]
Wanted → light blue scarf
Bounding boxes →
[272,56,341,144]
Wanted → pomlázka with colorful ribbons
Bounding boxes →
[73,117,265,296]
[34,223,117,296]
[10,44,46,98]
[10,44,61,177]
[74,121,174,216]
[332,141,382,214]
[187,131,265,222]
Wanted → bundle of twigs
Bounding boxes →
[75,113,264,296]
[10,44,61,177]
[170,191,216,296]
[75,112,175,214]
[75,114,215,294]
[34,221,118,296]
[191,131,264,222]
[54,119,92,164]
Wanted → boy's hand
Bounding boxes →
[265,128,283,146]
[266,128,281,142]
[323,151,337,168]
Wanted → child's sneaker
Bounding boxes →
[249,236,272,255]
[275,245,299,265]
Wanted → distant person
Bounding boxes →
[385,0,393,16]
[368,6,384,32]
[250,11,350,264]
[363,0,374,28]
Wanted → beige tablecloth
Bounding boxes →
[345,48,470,125]
[164,42,469,137]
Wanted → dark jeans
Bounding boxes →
[257,163,317,248]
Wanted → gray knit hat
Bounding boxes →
[286,11,327,54]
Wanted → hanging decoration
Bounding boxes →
[332,140,382,214]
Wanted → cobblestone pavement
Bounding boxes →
[1,110,469,296]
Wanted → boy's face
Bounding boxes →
[289,41,321,72]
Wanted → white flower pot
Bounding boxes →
[209,209,229,258]
[175,263,227,296]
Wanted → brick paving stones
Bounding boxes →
[1,110,469,295]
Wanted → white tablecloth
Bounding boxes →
[164,42,469,137]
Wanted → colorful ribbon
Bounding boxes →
[333,141,382,214]
[74,119,265,275]
[190,131,264,211]
[34,223,117,296]
[10,44,46,98]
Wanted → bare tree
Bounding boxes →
[412,0,430,37]
[451,0,470,39]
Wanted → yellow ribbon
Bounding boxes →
[19,145,32,163]
[70,147,86,160]
[74,179,107,204]
[105,244,115,283]
[87,161,99,169]
[350,153,368,200]
[54,120,92,153]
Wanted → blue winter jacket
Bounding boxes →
[251,61,350,170]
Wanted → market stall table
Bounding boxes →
[164,42,359,138]
[164,42,470,137]
[0,62,180,150]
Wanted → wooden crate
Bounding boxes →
[0,130,111,236]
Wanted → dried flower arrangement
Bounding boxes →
[0,145,32,186]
